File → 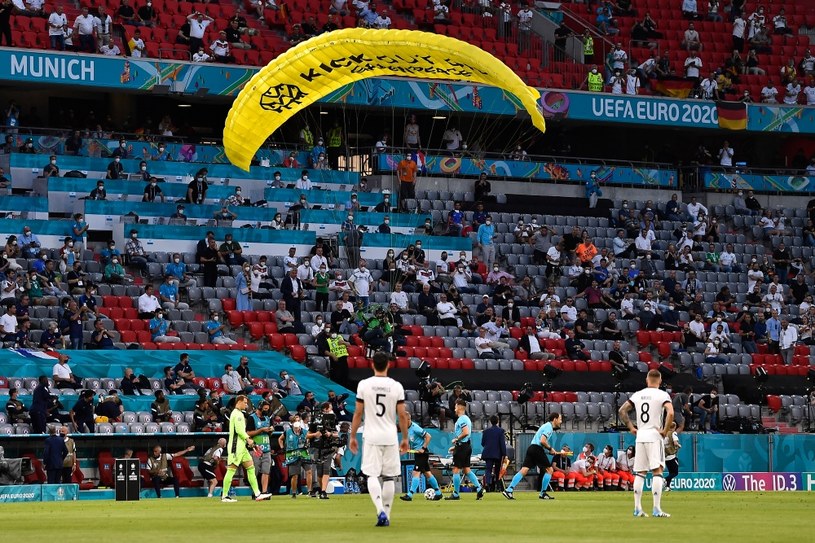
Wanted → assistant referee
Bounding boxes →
[503,412,565,500]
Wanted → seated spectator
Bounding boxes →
[288,23,306,45]
[6,387,31,423]
[137,1,157,27]
[564,329,589,361]
[518,326,554,360]
[52,353,81,390]
[210,31,233,63]
[474,326,500,359]
[226,19,251,50]
[192,46,211,62]
[681,23,702,51]
[158,275,189,311]
[681,0,698,19]
[219,233,246,266]
[89,319,117,350]
[193,398,221,431]
[221,363,253,395]
[149,311,181,344]
[162,366,185,395]
[704,338,728,363]
[206,312,238,345]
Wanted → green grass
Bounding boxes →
[3,491,813,542]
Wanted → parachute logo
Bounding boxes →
[259,84,309,114]
[224,29,546,171]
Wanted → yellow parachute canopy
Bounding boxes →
[223,28,546,171]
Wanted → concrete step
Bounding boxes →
[778,426,800,434]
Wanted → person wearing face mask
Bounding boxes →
[397,152,417,211]
[186,170,209,204]
[151,142,172,161]
[232,263,251,311]
[295,169,313,191]
[103,254,129,285]
[345,192,361,213]
[207,312,238,345]
[587,64,603,91]
[270,212,285,230]
[105,156,124,179]
[350,259,374,308]
[693,387,719,432]
[320,327,350,387]
[41,155,59,178]
[165,253,195,290]
[142,176,165,203]
[342,214,363,269]
[111,138,129,159]
[476,214,496,269]
[149,309,181,343]
[125,229,155,275]
[373,191,392,213]
[378,215,391,234]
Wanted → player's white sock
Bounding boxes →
[367,476,384,514]
[633,474,645,511]
[652,475,664,511]
[382,478,395,517]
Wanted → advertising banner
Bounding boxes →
[41,484,79,501]
[0,484,42,502]
[721,472,802,492]
[642,472,723,491]
[803,473,815,492]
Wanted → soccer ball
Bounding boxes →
[424,488,436,500]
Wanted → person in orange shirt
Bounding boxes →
[397,153,417,211]
[575,235,598,264]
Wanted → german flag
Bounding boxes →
[717,101,748,130]
[652,79,696,99]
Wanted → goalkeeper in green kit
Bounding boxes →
[221,395,272,502]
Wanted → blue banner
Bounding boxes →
[41,484,79,501]
[376,153,677,187]
[2,50,814,134]
[704,171,815,193]
[0,484,42,502]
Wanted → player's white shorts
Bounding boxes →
[361,443,400,478]
[633,441,665,473]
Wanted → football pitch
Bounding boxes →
[2,492,812,542]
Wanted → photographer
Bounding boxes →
[327,390,352,422]
[360,306,392,352]
[307,402,344,499]
[421,379,448,428]
[280,414,312,497]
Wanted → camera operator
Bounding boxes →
[327,390,352,422]
[421,379,448,428]
[280,414,312,497]
[307,402,344,499]
[361,306,392,352]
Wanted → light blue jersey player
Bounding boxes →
[399,413,442,501]
[446,399,484,500]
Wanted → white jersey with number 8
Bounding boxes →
[628,388,671,443]
[356,376,405,446]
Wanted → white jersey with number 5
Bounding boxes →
[629,387,671,443]
[356,375,405,446]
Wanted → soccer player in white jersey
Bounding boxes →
[349,351,409,527]
[618,369,674,518]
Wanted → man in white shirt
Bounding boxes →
[390,283,410,313]
[100,42,121,56]
[779,319,798,366]
[222,363,252,395]
[0,305,18,341]
[435,293,457,325]
[94,5,112,47]
[608,70,624,94]
[625,70,640,95]
[718,141,734,167]
[475,327,498,359]
[719,244,739,273]
[187,11,213,54]
[296,261,313,285]
[803,82,815,106]
[784,79,801,105]
[73,7,95,52]
[634,229,652,256]
[700,72,718,99]
[52,353,81,389]
[310,247,328,273]
[350,260,373,307]
[560,299,578,327]
[374,9,391,29]
[760,84,778,103]
[128,29,145,58]
[732,15,746,51]
[681,23,702,51]
[138,284,161,318]
[611,43,628,71]
[48,5,68,50]
[772,9,791,36]
[763,285,784,313]
[210,30,232,63]
[684,51,702,82]
[688,314,707,344]
[283,247,298,272]
[686,196,707,222]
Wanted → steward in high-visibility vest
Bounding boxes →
[583,33,594,57]
[587,66,604,92]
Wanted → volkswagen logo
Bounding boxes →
[722,473,737,491]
